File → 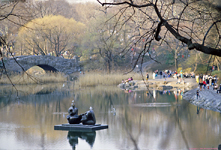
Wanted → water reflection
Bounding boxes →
[196,106,204,115]
[219,144,221,150]
[67,131,96,150]
[197,106,200,114]
[1,85,221,149]
[0,83,71,109]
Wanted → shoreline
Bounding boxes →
[182,87,221,113]
[118,78,221,113]
[118,78,198,91]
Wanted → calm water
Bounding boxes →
[0,83,221,150]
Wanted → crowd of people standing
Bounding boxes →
[197,74,219,91]
[146,69,195,81]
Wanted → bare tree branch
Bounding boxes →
[97,0,221,57]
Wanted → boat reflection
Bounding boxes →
[67,131,96,150]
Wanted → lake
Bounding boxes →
[0,83,221,150]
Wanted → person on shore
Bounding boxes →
[159,71,162,79]
[217,84,221,94]
[196,75,199,83]
[203,80,206,89]
[155,70,158,76]
[214,83,218,90]
[173,72,177,79]
[215,75,218,84]
[180,70,183,81]
[153,72,155,79]
[209,76,212,85]
[206,78,209,85]
[146,73,149,81]
[196,90,200,99]
[212,77,215,87]
[218,144,221,150]
[164,76,167,84]
[199,79,203,90]
[176,77,181,84]
[122,79,125,83]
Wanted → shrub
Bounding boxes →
[211,70,221,76]
[0,72,66,85]
[177,67,182,73]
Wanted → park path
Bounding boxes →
[133,60,155,73]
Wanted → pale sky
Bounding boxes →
[67,0,112,3]
[68,0,96,3]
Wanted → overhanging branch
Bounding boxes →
[98,0,221,57]
[97,0,153,8]
[163,21,221,56]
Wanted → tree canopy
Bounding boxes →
[16,15,86,56]
[1,0,221,75]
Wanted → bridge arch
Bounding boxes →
[36,64,58,72]
[4,55,80,75]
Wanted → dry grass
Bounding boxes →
[75,71,144,87]
[0,72,67,85]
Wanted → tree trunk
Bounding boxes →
[20,43,23,55]
[57,36,60,56]
[107,59,111,74]
[216,57,219,71]
[55,43,58,56]
[193,53,198,72]
[175,49,177,70]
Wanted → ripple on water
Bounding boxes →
[130,103,171,107]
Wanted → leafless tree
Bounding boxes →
[97,0,221,61]
[0,1,38,95]
[25,0,73,19]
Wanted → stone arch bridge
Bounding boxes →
[3,55,81,75]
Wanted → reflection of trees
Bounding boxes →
[74,87,221,148]
[172,106,189,149]
[1,85,221,149]
[114,98,221,149]
[123,106,142,150]
[0,84,75,146]
[178,103,221,147]
[0,83,69,108]
[74,86,127,112]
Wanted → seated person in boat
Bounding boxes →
[81,107,96,125]
[67,100,82,124]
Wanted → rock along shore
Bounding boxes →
[118,78,221,113]
[183,87,221,113]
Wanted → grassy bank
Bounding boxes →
[75,72,144,87]
[0,70,145,86]
[0,72,67,85]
